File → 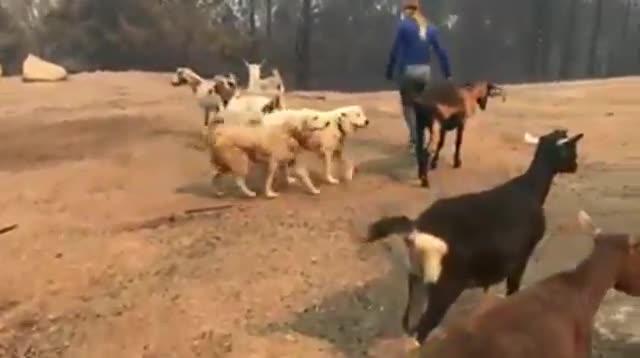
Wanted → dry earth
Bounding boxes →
[0,72,639,357]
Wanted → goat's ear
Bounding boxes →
[578,210,602,236]
[524,132,540,145]
[213,81,224,95]
[477,94,489,110]
[569,133,584,144]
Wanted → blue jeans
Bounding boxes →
[398,65,431,145]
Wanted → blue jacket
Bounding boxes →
[387,18,452,78]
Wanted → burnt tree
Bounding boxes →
[587,0,605,76]
[295,0,312,89]
[559,0,579,79]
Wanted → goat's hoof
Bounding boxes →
[430,161,439,170]
[453,160,462,169]
[244,191,258,198]
[309,189,321,195]
[420,177,430,188]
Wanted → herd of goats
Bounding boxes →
[170,62,640,357]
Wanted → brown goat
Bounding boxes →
[411,81,505,187]
[412,210,640,358]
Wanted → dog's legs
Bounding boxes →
[264,159,280,199]
[210,167,225,197]
[333,149,355,182]
[290,160,320,195]
[323,150,340,184]
[208,147,225,197]
[283,163,298,185]
[234,176,256,198]
[340,151,356,182]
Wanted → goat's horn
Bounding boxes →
[556,137,570,146]
[491,85,507,101]
[524,132,540,145]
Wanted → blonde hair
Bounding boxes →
[411,11,429,40]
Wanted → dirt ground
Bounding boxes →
[0,72,639,358]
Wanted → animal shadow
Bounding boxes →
[255,274,407,357]
[355,145,415,183]
[175,165,315,199]
[593,331,640,357]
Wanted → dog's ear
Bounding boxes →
[339,112,355,134]
[213,81,225,96]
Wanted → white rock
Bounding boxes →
[22,54,68,82]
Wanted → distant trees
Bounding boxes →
[0,0,637,88]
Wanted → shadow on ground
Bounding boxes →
[593,331,640,357]
[256,276,406,357]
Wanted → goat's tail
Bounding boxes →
[365,215,413,242]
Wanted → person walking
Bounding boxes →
[385,0,452,186]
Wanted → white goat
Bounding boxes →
[242,60,286,96]
[171,67,234,126]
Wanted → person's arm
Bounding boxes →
[386,23,405,79]
[428,25,452,79]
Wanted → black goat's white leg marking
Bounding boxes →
[408,231,449,283]
[453,124,465,169]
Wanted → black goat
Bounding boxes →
[412,81,506,187]
[366,129,584,345]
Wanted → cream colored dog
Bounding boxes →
[290,105,370,184]
[207,109,330,198]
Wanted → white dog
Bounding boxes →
[289,105,370,184]
[207,109,330,198]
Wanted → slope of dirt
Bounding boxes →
[0,72,639,357]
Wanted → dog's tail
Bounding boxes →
[366,215,414,242]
